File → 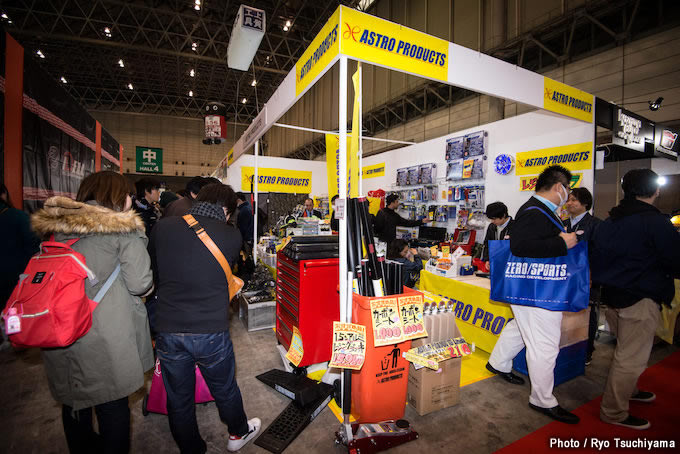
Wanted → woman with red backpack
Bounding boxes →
[30,171,154,454]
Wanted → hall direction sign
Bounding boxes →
[136,146,163,173]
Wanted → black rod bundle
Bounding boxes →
[356,198,385,296]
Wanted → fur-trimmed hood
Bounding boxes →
[32,196,145,236]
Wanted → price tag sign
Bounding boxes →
[452,246,465,260]
[335,198,345,220]
[370,298,404,347]
[441,245,450,258]
[430,246,438,258]
[397,294,427,341]
[285,326,304,367]
[329,322,366,370]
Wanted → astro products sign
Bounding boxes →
[136,146,163,174]
[515,142,592,176]
[340,7,449,83]
[295,8,340,95]
[543,78,593,123]
[241,166,312,193]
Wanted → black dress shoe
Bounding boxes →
[486,362,525,385]
[529,403,580,424]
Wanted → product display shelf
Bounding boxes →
[275,251,340,368]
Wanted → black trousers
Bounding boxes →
[62,396,130,454]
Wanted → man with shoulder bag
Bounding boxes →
[486,165,581,425]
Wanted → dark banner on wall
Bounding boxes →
[22,57,96,212]
[1,32,6,184]
[101,127,120,172]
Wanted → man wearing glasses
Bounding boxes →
[486,165,580,424]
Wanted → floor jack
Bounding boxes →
[335,419,419,454]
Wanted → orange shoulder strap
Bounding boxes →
[183,214,233,282]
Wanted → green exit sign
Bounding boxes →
[136,146,163,173]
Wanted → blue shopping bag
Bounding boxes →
[488,207,590,312]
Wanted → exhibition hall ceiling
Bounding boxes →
[1,0,363,121]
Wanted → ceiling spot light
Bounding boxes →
[60,77,67,84]
[283,25,289,32]
[104,27,112,38]
[189,90,194,97]
[251,79,257,86]
[649,97,664,111]
[194,0,201,8]
[189,68,195,77]
[1,13,8,19]
[118,59,124,68]
[127,83,134,90]
[285,20,292,27]
[191,42,198,51]
[241,97,247,104]
[36,50,45,59]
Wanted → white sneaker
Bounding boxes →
[227,418,261,452]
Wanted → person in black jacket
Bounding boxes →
[301,198,322,218]
[373,194,431,244]
[486,165,580,425]
[149,183,261,453]
[330,194,340,232]
[591,169,680,430]
[482,201,514,269]
[564,187,602,365]
[387,239,424,288]
[132,177,161,238]
[235,192,254,244]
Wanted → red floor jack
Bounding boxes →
[335,419,419,454]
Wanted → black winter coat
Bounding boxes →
[510,197,567,258]
[374,208,423,244]
[590,199,680,307]
[482,218,514,262]
[563,212,601,243]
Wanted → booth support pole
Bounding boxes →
[253,140,259,263]
[338,56,353,440]
[358,64,363,196]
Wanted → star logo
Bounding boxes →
[544,88,553,100]
[343,22,360,42]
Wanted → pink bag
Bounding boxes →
[142,358,215,416]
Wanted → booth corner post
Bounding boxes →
[253,140,259,264]
[337,55,354,442]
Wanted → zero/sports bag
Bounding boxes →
[183,214,243,301]
[1,238,120,348]
[489,206,590,312]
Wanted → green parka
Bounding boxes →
[31,197,154,411]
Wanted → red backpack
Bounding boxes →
[1,239,120,348]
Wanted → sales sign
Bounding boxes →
[362,163,385,179]
[227,148,235,166]
[543,78,594,123]
[519,173,583,192]
[296,8,340,96]
[340,7,449,83]
[241,166,312,193]
[397,295,427,341]
[136,146,163,173]
[370,297,404,347]
[329,322,366,370]
[285,326,304,367]
[515,142,592,176]
[655,125,679,160]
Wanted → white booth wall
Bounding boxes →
[225,154,328,195]
[361,110,595,222]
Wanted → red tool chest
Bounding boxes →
[276,251,339,367]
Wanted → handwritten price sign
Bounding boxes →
[398,295,427,341]
[370,297,405,347]
[285,326,304,367]
[329,322,366,370]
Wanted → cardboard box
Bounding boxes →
[406,314,463,416]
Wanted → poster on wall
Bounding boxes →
[21,57,96,212]
[100,128,120,172]
[446,160,463,181]
[464,131,486,157]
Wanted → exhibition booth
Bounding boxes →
[209,4,675,452]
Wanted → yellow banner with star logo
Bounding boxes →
[515,142,593,176]
[543,78,594,123]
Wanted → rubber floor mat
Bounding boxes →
[254,390,334,454]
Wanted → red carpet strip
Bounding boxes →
[496,349,680,453]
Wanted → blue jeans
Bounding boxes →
[156,331,249,454]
